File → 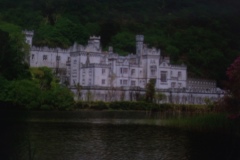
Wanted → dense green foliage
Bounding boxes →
[0,0,239,83]
[0,27,30,80]
[145,79,156,102]
[0,29,75,110]
[75,100,214,112]
[0,67,75,110]
[218,56,240,113]
[162,113,240,134]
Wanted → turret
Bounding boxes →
[22,30,34,46]
[136,35,144,55]
[88,36,101,50]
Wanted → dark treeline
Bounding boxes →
[0,0,240,84]
[0,29,74,110]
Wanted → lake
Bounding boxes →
[1,111,240,160]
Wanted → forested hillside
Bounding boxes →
[0,0,240,85]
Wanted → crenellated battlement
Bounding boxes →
[31,46,70,53]
[136,35,144,42]
[170,64,186,69]
[22,30,34,36]
[144,47,161,55]
[90,36,101,40]
[187,78,216,89]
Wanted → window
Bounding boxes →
[171,82,176,88]
[150,66,157,76]
[43,55,47,61]
[56,56,61,61]
[102,69,105,74]
[73,60,77,64]
[102,79,105,85]
[120,79,128,85]
[178,71,182,79]
[151,70,156,76]
[131,69,135,75]
[31,54,34,60]
[123,80,128,85]
[120,68,128,74]
[160,71,167,82]
[131,81,136,86]
[178,83,182,88]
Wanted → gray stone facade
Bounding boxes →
[23,30,224,104]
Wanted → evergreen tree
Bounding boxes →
[145,79,156,103]
[0,29,30,80]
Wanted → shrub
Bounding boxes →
[40,104,54,110]
[40,85,74,110]
[90,101,108,110]
[5,79,41,109]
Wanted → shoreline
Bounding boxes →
[1,109,239,136]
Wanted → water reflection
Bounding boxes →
[19,123,189,160]
[1,111,240,160]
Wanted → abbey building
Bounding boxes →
[23,30,223,104]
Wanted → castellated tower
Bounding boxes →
[22,30,34,46]
[88,36,101,51]
[136,35,144,55]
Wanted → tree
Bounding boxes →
[226,56,240,99]
[145,79,156,103]
[86,90,93,102]
[3,79,41,109]
[74,82,82,101]
[107,72,116,101]
[30,67,53,90]
[0,27,30,80]
[110,31,135,55]
[223,56,240,113]
[154,92,166,104]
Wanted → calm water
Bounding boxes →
[1,111,240,160]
